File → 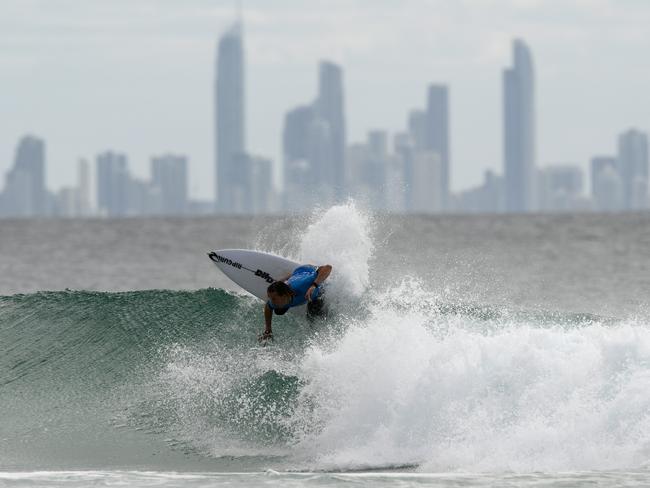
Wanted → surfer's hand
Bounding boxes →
[305,285,317,302]
[258,330,273,342]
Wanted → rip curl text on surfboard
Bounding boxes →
[255,269,275,283]
[208,252,243,270]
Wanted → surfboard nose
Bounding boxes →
[207,249,300,302]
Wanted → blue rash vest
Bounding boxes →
[267,264,322,312]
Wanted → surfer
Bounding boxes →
[260,264,332,341]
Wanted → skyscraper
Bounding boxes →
[537,165,584,212]
[408,110,427,151]
[456,170,504,214]
[96,151,129,217]
[282,61,347,211]
[283,105,316,211]
[503,39,536,213]
[394,132,415,211]
[151,154,188,215]
[249,155,274,215]
[426,85,450,209]
[347,131,389,210]
[617,129,648,210]
[315,61,346,198]
[225,152,273,214]
[411,151,443,213]
[591,156,622,211]
[76,158,92,216]
[2,135,46,217]
[215,22,245,213]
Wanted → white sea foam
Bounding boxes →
[296,202,374,298]
[285,203,650,472]
[291,308,650,472]
[161,203,650,473]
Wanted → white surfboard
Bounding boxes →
[207,249,301,301]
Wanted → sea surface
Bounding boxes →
[1,203,649,487]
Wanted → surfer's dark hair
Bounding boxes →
[267,281,293,297]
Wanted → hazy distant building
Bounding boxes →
[282,61,347,211]
[503,39,536,213]
[456,170,504,214]
[365,130,388,182]
[188,199,216,216]
[346,131,390,209]
[128,178,161,216]
[590,156,617,196]
[1,135,46,217]
[215,22,245,213]
[56,187,77,217]
[394,132,415,211]
[385,154,406,213]
[96,151,129,217]
[308,118,333,196]
[284,106,314,167]
[537,165,584,212]
[591,156,622,211]
[426,85,450,209]
[408,110,427,152]
[345,142,368,199]
[151,154,188,215]
[315,61,347,198]
[77,158,92,216]
[52,159,92,218]
[283,105,316,211]
[617,129,648,210]
[411,151,443,213]
[226,152,274,214]
[2,170,33,217]
[249,155,274,215]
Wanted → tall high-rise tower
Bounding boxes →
[315,61,346,198]
[426,85,450,209]
[503,39,536,213]
[151,154,188,215]
[1,135,46,217]
[215,22,245,213]
[617,129,648,210]
[96,151,129,217]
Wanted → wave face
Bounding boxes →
[1,203,650,472]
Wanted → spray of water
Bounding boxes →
[296,202,374,298]
[156,202,650,472]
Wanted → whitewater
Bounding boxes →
[1,204,650,487]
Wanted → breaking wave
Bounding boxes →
[1,203,649,472]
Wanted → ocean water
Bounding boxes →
[1,204,650,487]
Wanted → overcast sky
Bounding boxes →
[2,0,650,199]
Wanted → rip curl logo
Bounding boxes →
[208,252,242,270]
[255,269,274,283]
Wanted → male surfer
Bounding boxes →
[259,264,332,341]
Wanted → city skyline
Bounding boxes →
[2,1,650,200]
[1,117,647,217]
[2,21,649,217]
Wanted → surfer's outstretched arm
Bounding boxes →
[259,303,273,341]
[305,264,332,301]
[315,264,332,284]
